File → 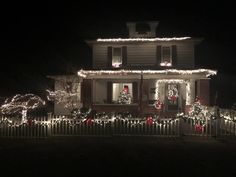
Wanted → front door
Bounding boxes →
[165,84,179,111]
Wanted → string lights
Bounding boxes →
[78,69,217,78]
[0,94,45,122]
[97,37,191,42]
[46,89,82,111]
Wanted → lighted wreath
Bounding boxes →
[167,86,178,102]
[154,100,163,110]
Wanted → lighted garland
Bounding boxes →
[78,69,217,78]
[0,112,179,127]
[97,37,191,42]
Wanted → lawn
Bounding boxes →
[0,136,236,177]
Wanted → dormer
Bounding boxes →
[126,21,159,38]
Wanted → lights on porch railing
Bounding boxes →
[97,37,191,42]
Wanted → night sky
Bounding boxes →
[0,1,235,107]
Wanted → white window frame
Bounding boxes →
[160,46,172,67]
[112,47,122,68]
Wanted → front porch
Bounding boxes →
[79,69,216,116]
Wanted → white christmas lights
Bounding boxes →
[97,37,191,42]
[155,79,187,100]
[78,69,217,78]
[160,62,172,67]
[46,89,81,110]
[0,94,45,122]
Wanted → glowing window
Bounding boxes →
[112,47,122,68]
[160,46,172,67]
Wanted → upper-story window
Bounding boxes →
[160,46,172,67]
[112,47,122,68]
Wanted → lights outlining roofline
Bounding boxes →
[77,69,217,78]
[96,37,191,42]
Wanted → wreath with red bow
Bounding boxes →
[154,100,163,110]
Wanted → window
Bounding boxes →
[135,22,151,34]
[160,46,172,67]
[112,83,133,104]
[112,47,122,68]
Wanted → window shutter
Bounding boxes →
[171,45,177,67]
[107,46,112,68]
[156,45,161,67]
[132,82,138,103]
[107,81,112,104]
[82,79,92,108]
[122,46,127,67]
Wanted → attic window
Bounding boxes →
[135,23,151,34]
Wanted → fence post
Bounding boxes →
[47,113,52,137]
[178,117,182,137]
[214,106,220,138]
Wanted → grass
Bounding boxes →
[0,136,236,177]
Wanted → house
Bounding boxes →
[49,21,217,116]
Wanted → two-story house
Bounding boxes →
[49,21,217,116]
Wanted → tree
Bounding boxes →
[0,94,45,122]
[46,89,82,113]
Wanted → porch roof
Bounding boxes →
[77,69,217,80]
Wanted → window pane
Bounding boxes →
[162,47,171,62]
[113,48,121,56]
[112,83,133,104]
[112,48,122,68]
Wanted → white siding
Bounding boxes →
[177,42,194,68]
[93,44,108,69]
[92,42,195,69]
[127,43,156,66]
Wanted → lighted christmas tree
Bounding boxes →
[117,85,132,104]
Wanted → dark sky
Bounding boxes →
[0,1,235,107]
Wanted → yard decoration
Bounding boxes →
[146,116,154,125]
[86,118,93,126]
[195,123,203,133]
[167,85,178,102]
[154,100,163,110]
[0,94,45,123]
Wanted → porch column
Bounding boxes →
[186,79,195,105]
[139,73,143,115]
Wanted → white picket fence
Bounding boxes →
[0,116,180,138]
[0,107,235,138]
[180,107,236,137]
[218,108,236,137]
